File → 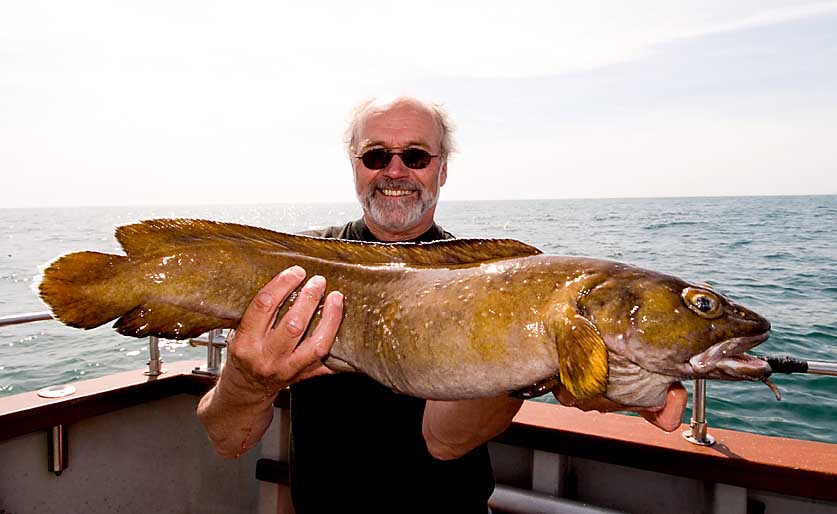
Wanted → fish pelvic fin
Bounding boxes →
[115,218,542,265]
[39,251,137,330]
[550,301,609,400]
[511,373,563,400]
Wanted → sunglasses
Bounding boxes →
[355,148,439,170]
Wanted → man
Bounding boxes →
[197,97,687,513]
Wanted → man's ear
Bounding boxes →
[439,161,447,187]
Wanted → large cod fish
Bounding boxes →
[38,219,775,408]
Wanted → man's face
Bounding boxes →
[352,102,447,238]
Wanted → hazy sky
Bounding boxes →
[2,1,836,208]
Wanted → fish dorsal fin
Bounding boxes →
[115,218,542,266]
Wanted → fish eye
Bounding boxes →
[694,295,712,312]
[682,287,723,318]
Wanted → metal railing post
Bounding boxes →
[206,329,222,370]
[191,329,227,376]
[683,379,715,446]
[144,336,165,376]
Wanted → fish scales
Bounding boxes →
[38,218,775,408]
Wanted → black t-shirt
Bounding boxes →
[289,219,495,514]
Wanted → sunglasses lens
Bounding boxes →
[359,148,435,169]
[401,148,433,169]
[361,149,392,169]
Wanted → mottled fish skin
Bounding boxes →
[38,218,772,408]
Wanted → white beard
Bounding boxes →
[358,178,439,232]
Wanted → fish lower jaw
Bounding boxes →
[687,332,770,374]
[687,353,772,380]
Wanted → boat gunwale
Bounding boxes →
[0,363,834,502]
[0,361,214,442]
[497,401,837,502]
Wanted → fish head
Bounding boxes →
[571,268,772,406]
[675,285,772,381]
[587,271,771,380]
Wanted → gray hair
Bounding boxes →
[345,96,456,160]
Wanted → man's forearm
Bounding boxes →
[422,396,524,460]
[196,367,276,458]
[196,268,342,458]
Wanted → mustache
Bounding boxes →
[372,178,420,192]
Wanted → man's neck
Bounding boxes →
[362,215,435,243]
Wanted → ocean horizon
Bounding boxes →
[2,192,834,212]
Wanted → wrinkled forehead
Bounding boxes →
[356,100,441,150]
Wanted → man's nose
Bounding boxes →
[381,154,410,178]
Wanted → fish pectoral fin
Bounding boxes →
[553,308,609,400]
[114,302,231,340]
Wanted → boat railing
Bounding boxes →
[0,311,230,380]
[2,310,835,448]
[0,311,54,326]
[189,328,228,376]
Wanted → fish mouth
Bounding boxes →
[688,331,772,380]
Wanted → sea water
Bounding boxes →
[1,196,835,443]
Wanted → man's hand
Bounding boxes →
[226,265,343,396]
[196,265,343,457]
[552,383,688,432]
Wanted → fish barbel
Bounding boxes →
[38,219,774,408]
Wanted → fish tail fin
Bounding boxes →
[39,251,137,330]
